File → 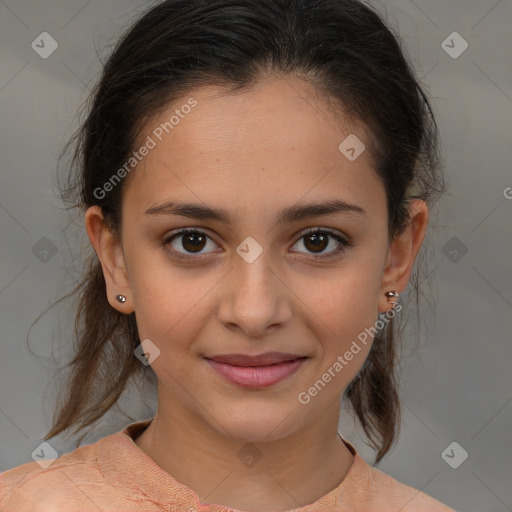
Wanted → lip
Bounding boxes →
[206,352,305,367]
[205,352,308,388]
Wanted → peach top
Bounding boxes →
[1,418,456,511]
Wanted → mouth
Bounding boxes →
[204,352,308,388]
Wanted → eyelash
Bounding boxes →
[160,227,351,261]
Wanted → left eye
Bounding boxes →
[291,228,349,258]
[162,228,349,259]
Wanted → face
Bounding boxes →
[90,76,414,443]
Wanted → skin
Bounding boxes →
[85,75,428,512]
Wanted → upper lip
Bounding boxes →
[205,352,306,367]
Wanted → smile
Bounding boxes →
[205,356,308,388]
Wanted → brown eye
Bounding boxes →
[161,227,350,261]
[181,231,207,253]
[303,232,329,253]
[291,228,349,259]
[164,229,217,257]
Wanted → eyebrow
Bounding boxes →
[144,199,366,224]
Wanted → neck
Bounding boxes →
[134,395,354,511]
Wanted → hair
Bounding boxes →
[44,0,443,463]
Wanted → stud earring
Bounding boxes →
[384,291,399,307]
[115,294,127,304]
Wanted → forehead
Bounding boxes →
[122,76,385,219]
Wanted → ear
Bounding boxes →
[85,206,134,313]
[378,199,429,313]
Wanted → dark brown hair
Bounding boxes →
[44,0,443,462]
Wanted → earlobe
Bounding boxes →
[84,206,134,313]
[378,199,429,312]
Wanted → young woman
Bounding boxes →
[1,0,456,510]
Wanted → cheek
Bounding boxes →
[126,254,182,339]
[133,281,200,344]
[128,256,217,359]
[300,264,382,332]
[299,262,382,382]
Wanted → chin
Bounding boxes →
[213,403,302,444]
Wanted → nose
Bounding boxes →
[216,248,293,338]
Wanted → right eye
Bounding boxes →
[161,228,220,259]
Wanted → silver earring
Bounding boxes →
[385,291,399,307]
[115,294,126,304]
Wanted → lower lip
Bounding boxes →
[205,357,307,388]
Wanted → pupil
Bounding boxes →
[306,233,327,252]
[184,233,205,252]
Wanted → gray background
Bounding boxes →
[1,1,511,511]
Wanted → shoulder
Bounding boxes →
[0,440,103,512]
[338,453,457,512]
[368,462,455,511]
